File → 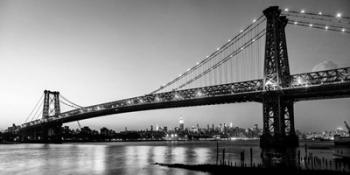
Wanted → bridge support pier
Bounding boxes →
[41,122,63,143]
[260,92,298,148]
[20,122,62,143]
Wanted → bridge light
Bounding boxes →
[252,38,256,42]
[284,8,289,12]
[300,9,305,13]
[196,90,203,97]
[318,12,322,15]
[228,39,231,42]
[342,28,346,32]
[174,93,182,100]
[296,77,303,85]
[325,26,329,30]
[265,79,278,88]
[309,24,313,27]
[240,30,243,33]
[252,19,256,23]
[336,13,342,18]
[294,21,298,25]
[216,47,220,51]
[196,62,200,65]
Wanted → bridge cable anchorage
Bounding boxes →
[288,19,350,34]
[24,93,44,123]
[149,15,266,94]
[175,29,266,90]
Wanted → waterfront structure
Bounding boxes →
[12,6,350,147]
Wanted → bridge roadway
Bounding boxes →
[21,67,350,129]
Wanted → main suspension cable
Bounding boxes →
[150,15,266,94]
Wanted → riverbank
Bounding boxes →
[155,163,349,175]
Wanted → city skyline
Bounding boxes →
[1,0,350,132]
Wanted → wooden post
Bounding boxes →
[216,141,219,165]
[222,148,225,165]
[250,148,253,167]
[240,151,245,167]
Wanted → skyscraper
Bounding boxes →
[179,117,184,130]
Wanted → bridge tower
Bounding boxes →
[260,6,298,147]
[21,90,63,143]
[42,90,61,119]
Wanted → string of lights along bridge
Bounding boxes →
[15,6,350,147]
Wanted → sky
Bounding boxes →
[0,0,350,132]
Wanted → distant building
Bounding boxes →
[219,123,223,132]
[6,123,20,135]
[191,125,198,133]
[179,117,184,130]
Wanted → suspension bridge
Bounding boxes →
[13,6,350,147]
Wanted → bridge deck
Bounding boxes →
[21,67,350,129]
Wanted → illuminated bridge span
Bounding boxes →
[17,6,350,147]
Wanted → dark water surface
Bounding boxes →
[0,140,340,175]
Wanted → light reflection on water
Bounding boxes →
[0,140,342,175]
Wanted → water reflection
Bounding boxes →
[153,146,166,163]
[171,147,186,163]
[261,147,297,168]
[193,148,210,164]
[1,141,346,175]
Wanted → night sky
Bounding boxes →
[1,0,349,132]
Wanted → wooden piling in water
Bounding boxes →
[222,148,225,165]
[216,141,219,165]
[250,147,253,167]
[240,151,245,167]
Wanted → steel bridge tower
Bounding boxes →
[42,90,61,119]
[260,6,298,147]
[20,90,63,143]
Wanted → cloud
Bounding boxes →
[312,60,338,72]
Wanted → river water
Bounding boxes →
[0,140,344,175]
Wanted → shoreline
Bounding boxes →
[155,163,349,175]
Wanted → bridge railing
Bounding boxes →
[290,67,350,88]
